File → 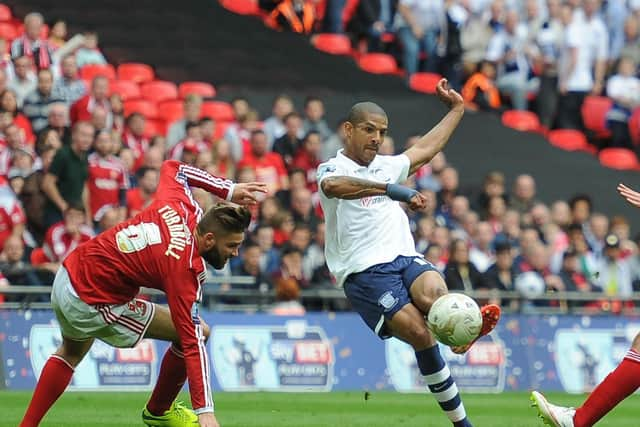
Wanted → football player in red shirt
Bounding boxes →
[20,160,267,427]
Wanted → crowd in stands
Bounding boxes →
[254,0,640,156]
[1,4,640,313]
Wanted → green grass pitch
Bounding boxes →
[2,391,638,426]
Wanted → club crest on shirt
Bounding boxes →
[378,291,398,312]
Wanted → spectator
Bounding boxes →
[0,123,27,177]
[605,57,640,150]
[272,211,295,246]
[74,32,107,68]
[270,276,306,315]
[110,93,125,134]
[69,76,111,127]
[254,224,280,275]
[41,121,93,227]
[290,187,321,229]
[582,0,608,96]
[0,45,13,84]
[85,130,128,226]
[439,0,466,90]
[263,95,297,146]
[20,145,56,243]
[272,244,309,289]
[569,193,592,228]
[394,0,445,78]
[170,122,208,162]
[460,0,494,77]
[273,111,303,169]
[557,247,593,308]
[435,165,459,214]
[461,60,503,112]
[509,174,539,215]
[425,243,446,272]
[517,241,566,307]
[620,15,640,65]
[0,235,46,301]
[8,56,36,108]
[41,203,94,265]
[276,168,307,208]
[415,216,435,253]
[588,212,609,259]
[268,0,316,34]
[51,55,86,105]
[470,221,496,272]
[200,117,216,148]
[230,96,250,121]
[483,240,518,309]
[238,130,288,195]
[321,118,347,161]
[38,102,71,148]
[166,94,202,151]
[292,130,322,191]
[0,90,35,145]
[126,166,158,218]
[322,0,346,33]
[0,176,26,253]
[444,238,484,291]
[302,96,332,141]
[10,13,53,71]
[345,0,397,52]
[594,233,634,298]
[231,241,266,289]
[47,19,67,50]
[23,68,63,133]
[224,108,261,162]
[487,196,507,234]
[535,0,564,128]
[551,200,572,230]
[485,9,537,111]
[210,138,235,179]
[122,113,149,171]
[307,222,328,285]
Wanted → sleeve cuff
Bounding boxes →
[194,405,214,414]
[225,183,235,201]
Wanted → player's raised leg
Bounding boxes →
[388,303,473,427]
[141,304,210,426]
[20,336,94,427]
[532,332,640,427]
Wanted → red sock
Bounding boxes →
[574,349,640,427]
[146,345,187,415]
[20,355,74,427]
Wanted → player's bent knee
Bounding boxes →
[412,273,448,314]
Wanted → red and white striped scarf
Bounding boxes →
[19,36,50,69]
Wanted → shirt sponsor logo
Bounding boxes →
[158,205,189,260]
[361,195,388,207]
[94,178,119,190]
[378,291,399,312]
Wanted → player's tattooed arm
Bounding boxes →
[321,176,387,200]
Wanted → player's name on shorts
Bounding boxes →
[158,205,191,260]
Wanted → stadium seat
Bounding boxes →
[123,99,158,119]
[109,80,141,101]
[140,80,179,103]
[178,81,216,99]
[581,95,612,138]
[598,148,640,171]
[358,53,398,75]
[501,110,542,132]
[0,5,12,22]
[547,129,595,154]
[144,118,167,138]
[409,72,442,94]
[629,108,640,146]
[80,64,116,81]
[311,34,352,56]
[220,0,260,15]
[201,101,235,122]
[158,99,185,123]
[117,63,155,84]
[0,22,17,41]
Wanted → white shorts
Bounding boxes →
[51,266,155,348]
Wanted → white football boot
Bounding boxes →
[530,391,576,427]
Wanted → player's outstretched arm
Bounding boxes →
[321,176,427,209]
[618,183,640,208]
[403,78,464,176]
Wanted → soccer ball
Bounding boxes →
[427,293,483,347]
[514,271,546,299]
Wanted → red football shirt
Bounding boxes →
[87,153,129,221]
[63,160,234,414]
[43,221,95,262]
[237,152,287,194]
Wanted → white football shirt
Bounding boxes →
[317,150,420,286]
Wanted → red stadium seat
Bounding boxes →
[123,99,158,119]
[358,53,398,74]
[0,22,18,41]
[80,64,116,81]
[581,95,612,138]
[220,0,260,15]
[629,108,640,146]
[140,80,178,103]
[409,72,442,94]
[144,118,167,138]
[501,110,542,132]
[598,148,640,171]
[547,129,595,153]
[109,80,141,101]
[178,81,216,99]
[117,63,155,84]
[0,5,12,22]
[201,101,235,122]
[158,99,185,123]
[312,33,352,56]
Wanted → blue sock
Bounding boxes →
[415,345,473,427]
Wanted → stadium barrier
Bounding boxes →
[1,310,639,393]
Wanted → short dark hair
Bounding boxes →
[199,117,214,125]
[303,130,321,142]
[283,111,301,123]
[569,194,592,211]
[185,121,200,132]
[251,129,265,139]
[197,204,251,236]
[304,96,322,108]
[126,112,144,125]
[347,102,387,126]
[136,166,158,180]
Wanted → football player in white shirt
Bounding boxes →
[317,79,500,427]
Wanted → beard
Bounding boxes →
[203,246,227,269]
